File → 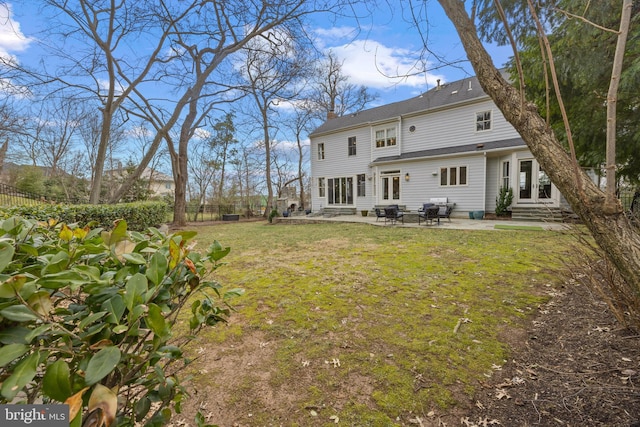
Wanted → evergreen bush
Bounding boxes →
[0,216,241,426]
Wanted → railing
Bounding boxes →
[184,203,263,222]
[0,183,50,206]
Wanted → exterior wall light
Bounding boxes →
[405,173,410,182]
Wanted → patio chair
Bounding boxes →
[437,204,454,222]
[374,208,386,222]
[418,204,439,225]
[384,206,404,225]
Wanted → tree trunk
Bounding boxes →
[262,108,274,218]
[0,140,7,174]
[89,106,113,204]
[438,0,640,293]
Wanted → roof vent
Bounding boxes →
[468,81,473,91]
[436,79,441,90]
[451,90,458,95]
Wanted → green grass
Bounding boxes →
[185,222,573,425]
[494,224,545,231]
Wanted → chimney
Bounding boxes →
[436,79,441,90]
[327,109,337,120]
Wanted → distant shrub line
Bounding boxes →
[0,201,168,231]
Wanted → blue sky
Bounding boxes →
[1,1,513,107]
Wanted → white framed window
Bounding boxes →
[357,174,366,197]
[348,136,357,156]
[318,178,325,197]
[501,161,510,189]
[476,111,491,131]
[317,143,325,160]
[375,126,397,148]
[440,166,468,186]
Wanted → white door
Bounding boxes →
[380,174,401,203]
[518,159,553,204]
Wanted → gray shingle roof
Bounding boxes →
[371,138,527,164]
[310,74,491,137]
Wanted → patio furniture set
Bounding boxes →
[374,202,453,226]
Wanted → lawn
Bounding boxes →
[177,221,574,426]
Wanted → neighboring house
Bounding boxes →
[105,167,175,199]
[139,168,175,198]
[309,73,571,220]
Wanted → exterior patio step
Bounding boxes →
[510,206,567,222]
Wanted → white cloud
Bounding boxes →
[0,3,33,62]
[329,39,445,91]
[314,26,360,45]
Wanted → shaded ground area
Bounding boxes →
[464,280,640,427]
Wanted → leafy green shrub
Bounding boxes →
[0,201,168,231]
[0,216,242,426]
[495,186,514,216]
[268,208,278,223]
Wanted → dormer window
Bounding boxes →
[476,111,491,131]
[375,126,397,148]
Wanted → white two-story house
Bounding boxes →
[309,73,569,219]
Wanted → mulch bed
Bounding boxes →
[462,280,640,427]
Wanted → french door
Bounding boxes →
[518,159,552,203]
[380,173,401,203]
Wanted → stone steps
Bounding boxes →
[510,206,568,222]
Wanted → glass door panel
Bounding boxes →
[381,175,401,202]
[518,159,552,203]
[519,160,533,201]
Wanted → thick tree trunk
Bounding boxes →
[438,0,640,293]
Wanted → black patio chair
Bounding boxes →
[374,208,386,222]
[384,206,404,225]
[418,204,439,225]
[437,204,454,222]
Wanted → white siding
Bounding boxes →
[310,127,374,211]
[485,157,501,212]
[402,100,520,153]
[375,154,486,215]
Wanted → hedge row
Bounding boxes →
[0,201,168,231]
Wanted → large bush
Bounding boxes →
[0,201,168,231]
[0,216,242,426]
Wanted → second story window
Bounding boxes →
[375,126,397,148]
[476,111,491,131]
[318,143,325,160]
[348,136,356,156]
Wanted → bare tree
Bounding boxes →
[111,0,339,226]
[311,50,378,118]
[239,29,312,216]
[22,0,195,204]
[0,101,28,172]
[436,0,640,302]
[282,100,315,209]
